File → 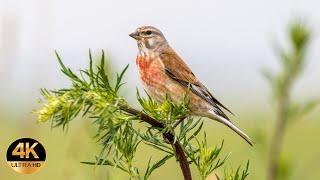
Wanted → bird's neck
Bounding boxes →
[137,42,169,58]
[137,43,155,58]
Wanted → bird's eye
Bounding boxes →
[145,30,152,35]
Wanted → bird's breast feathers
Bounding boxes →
[136,55,186,103]
[136,56,166,86]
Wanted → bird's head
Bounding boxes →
[130,26,167,51]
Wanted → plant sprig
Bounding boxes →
[264,21,318,180]
[35,50,250,180]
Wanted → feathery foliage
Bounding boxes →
[35,50,250,180]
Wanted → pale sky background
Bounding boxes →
[0,0,319,117]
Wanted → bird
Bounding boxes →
[129,26,254,146]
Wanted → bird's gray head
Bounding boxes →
[130,26,167,51]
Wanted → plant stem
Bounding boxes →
[267,81,291,180]
[173,117,187,129]
[121,106,192,180]
[267,98,288,180]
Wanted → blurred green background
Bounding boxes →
[0,0,319,179]
[1,110,319,179]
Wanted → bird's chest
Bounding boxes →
[136,56,166,86]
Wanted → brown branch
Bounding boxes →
[121,106,192,180]
[173,116,187,129]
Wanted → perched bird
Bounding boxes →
[130,26,254,146]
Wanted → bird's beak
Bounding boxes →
[129,31,139,40]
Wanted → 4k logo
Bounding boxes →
[6,138,46,174]
[12,142,39,159]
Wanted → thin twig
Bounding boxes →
[173,116,187,129]
[121,106,192,180]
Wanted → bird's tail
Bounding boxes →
[208,110,254,146]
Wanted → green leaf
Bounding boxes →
[261,68,274,85]
[220,161,250,180]
[288,99,319,122]
[115,64,129,93]
[81,158,129,173]
[144,155,173,180]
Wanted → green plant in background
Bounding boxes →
[263,21,318,180]
[36,50,250,180]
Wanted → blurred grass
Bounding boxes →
[0,110,319,180]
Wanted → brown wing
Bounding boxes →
[159,49,234,119]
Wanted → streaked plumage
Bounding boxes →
[130,26,254,146]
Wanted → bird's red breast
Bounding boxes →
[136,56,148,69]
[136,56,165,87]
